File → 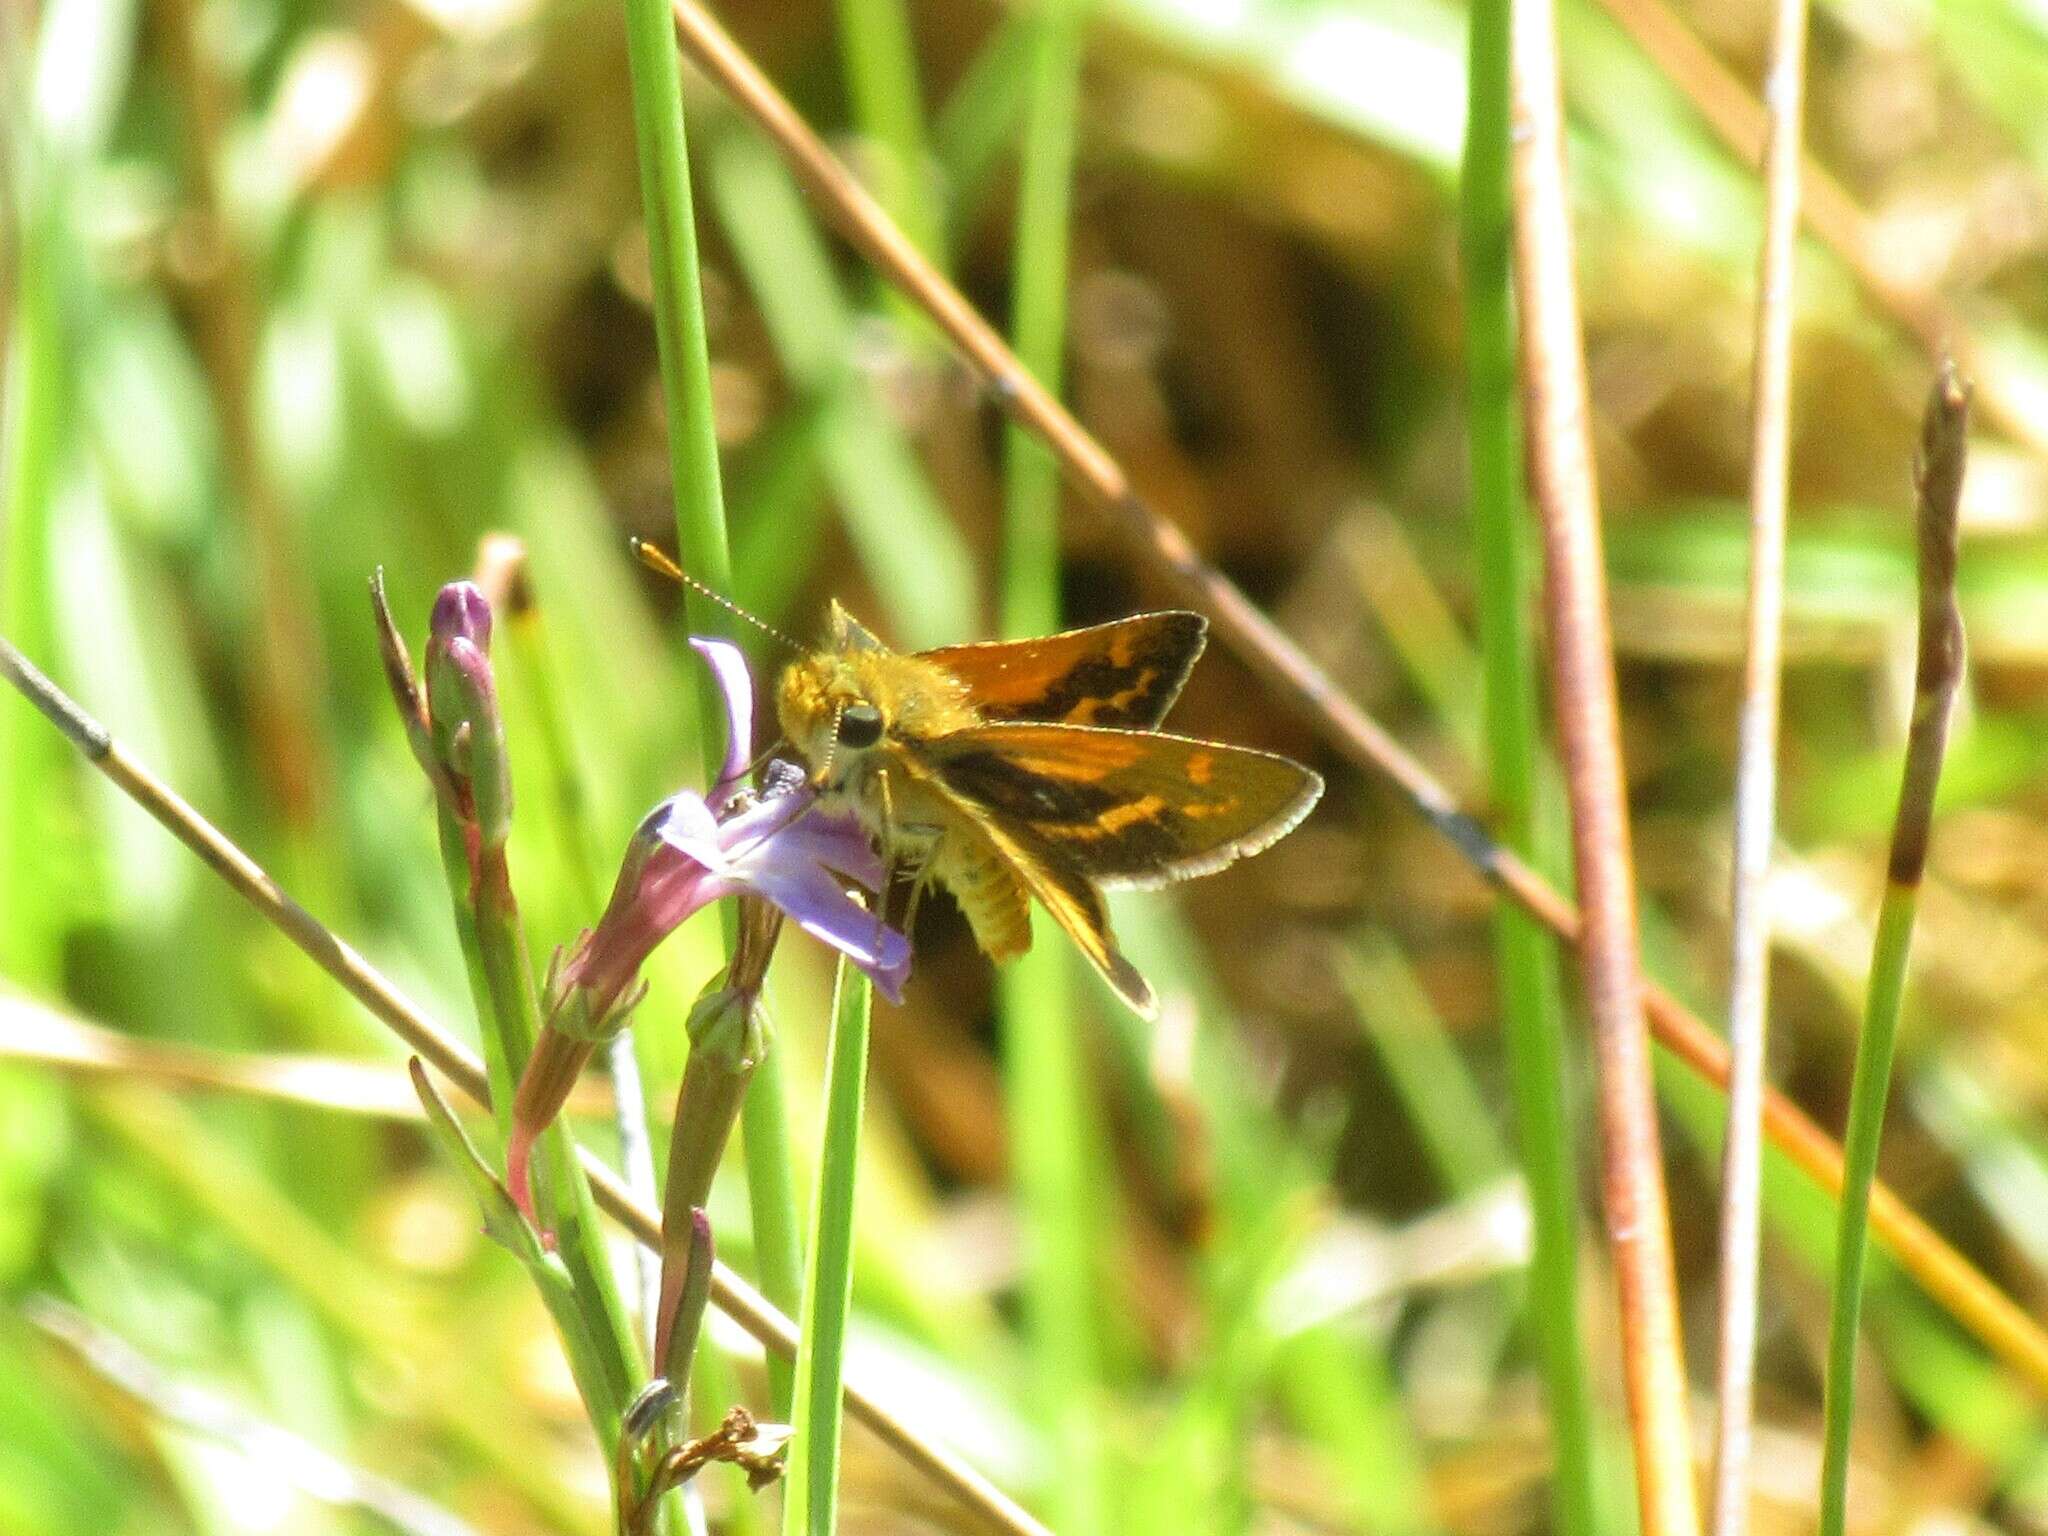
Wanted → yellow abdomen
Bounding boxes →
[932,830,1031,964]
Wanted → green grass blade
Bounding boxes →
[1458,0,1603,1518]
[617,0,806,1408]
[1817,888,1921,1533]
[782,960,873,1536]
[833,0,943,265]
[996,0,1105,1531]
[1818,367,1969,1536]
[619,0,730,614]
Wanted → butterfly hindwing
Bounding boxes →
[892,740,1159,1016]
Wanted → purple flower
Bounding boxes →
[560,639,908,1016]
[506,638,907,1226]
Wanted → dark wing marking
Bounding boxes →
[916,612,1206,729]
[918,723,1322,890]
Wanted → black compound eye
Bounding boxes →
[837,704,884,749]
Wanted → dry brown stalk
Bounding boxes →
[1712,0,1811,1518]
[1507,0,1699,1524]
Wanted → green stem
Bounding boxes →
[617,0,805,1398]
[742,1059,803,1413]
[435,817,642,1441]
[1817,886,1921,1532]
[832,0,942,266]
[781,961,873,1536]
[997,3,1103,1532]
[1458,0,1602,1524]
[619,0,729,611]
[1818,364,1969,1536]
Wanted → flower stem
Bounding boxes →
[490,542,669,1349]
[656,983,762,1376]
[741,1062,803,1413]
[434,811,642,1440]
[782,960,872,1536]
[998,3,1103,1531]
[1818,366,1970,1536]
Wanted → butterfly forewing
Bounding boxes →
[916,723,1323,888]
[916,612,1206,729]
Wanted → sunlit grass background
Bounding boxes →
[9,0,2048,1529]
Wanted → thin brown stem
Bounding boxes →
[1508,0,1698,1527]
[1711,0,1809,1521]
[0,639,1047,1536]
[0,991,610,1119]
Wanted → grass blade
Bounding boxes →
[1457,0,1605,1519]
[996,0,1105,1531]
[619,0,805,1408]
[782,960,873,1536]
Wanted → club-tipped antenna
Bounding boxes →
[630,539,802,653]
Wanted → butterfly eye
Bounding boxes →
[837,704,884,749]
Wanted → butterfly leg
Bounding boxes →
[870,766,903,944]
[899,855,937,941]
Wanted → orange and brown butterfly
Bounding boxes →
[634,543,1323,1018]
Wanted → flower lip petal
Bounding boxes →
[742,855,911,1003]
[773,806,886,891]
[688,637,755,811]
[653,785,807,880]
[647,789,725,862]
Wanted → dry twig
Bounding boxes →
[1507,0,1698,1524]
[1712,0,1811,1521]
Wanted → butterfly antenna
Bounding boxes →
[630,539,803,653]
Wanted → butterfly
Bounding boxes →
[772,600,1323,1018]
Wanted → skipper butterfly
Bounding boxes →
[636,543,1323,1017]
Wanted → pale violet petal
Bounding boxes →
[689,637,755,808]
[740,857,910,1003]
[650,790,727,871]
[774,809,885,891]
